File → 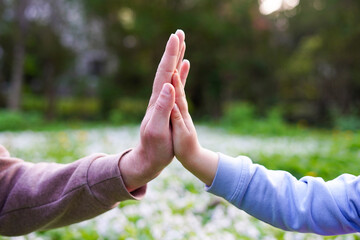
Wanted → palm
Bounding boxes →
[119,30,190,191]
[136,30,187,177]
[139,107,173,170]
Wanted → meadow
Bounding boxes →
[1,124,360,240]
[1,1,360,239]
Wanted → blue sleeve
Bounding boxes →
[206,153,360,235]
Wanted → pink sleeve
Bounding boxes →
[0,145,146,236]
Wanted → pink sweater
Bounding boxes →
[0,145,146,236]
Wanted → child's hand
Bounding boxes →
[170,66,199,164]
[170,69,219,186]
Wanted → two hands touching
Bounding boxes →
[2,30,357,237]
[170,69,219,186]
[0,32,218,236]
[120,30,218,192]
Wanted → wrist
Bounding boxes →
[181,147,219,186]
[119,148,152,192]
[179,144,202,169]
[175,142,199,168]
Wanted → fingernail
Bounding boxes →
[176,29,184,35]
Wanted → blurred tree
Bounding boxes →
[7,0,30,111]
[182,0,276,118]
[0,0,6,107]
[275,0,360,124]
[26,23,74,120]
[81,0,276,118]
[1,0,359,125]
[1,0,75,119]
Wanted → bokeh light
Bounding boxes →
[259,0,300,15]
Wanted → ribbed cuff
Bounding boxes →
[87,150,147,207]
[206,153,252,206]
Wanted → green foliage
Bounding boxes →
[21,94,147,124]
[109,98,147,125]
[240,131,360,181]
[36,225,100,240]
[332,113,360,131]
[222,102,256,124]
[286,35,323,77]
[57,98,100,120]
[109,110,126,125]
[222,102,300,135]
[0,110,44,131]
[42,131,85,163]
[119,200,139,208]
[22,94,47,112]
[2,0,360,126]
[98,76,120,118]
[22,94,101,120]
[2,126,360,239]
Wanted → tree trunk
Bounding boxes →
[0,66,4,107]
[43,0,62,121]
[7,0,28,111]
[44,63,56,121]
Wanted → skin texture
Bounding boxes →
[170,71,219,186]
[119,30,190,191]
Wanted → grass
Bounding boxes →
[247,131,360,181]
[1,120,360,239]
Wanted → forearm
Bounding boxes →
[0,151,145,236]
[207,153,360,235]
[180,147,219,186]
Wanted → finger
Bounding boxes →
[175,29,185,47]
[172,71,188,117]
[171,103,189,135]
[149,34,180,108]
[177,42,186,70]
[147,83,175,133]
[175,29,185,70]
[172,71,196,131]
[179,59,190,86]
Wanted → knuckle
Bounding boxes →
[176,92,185,100]
[173,112,182,121]
[156,66,174,76]
[146,128,164,141]
[155,101,166,112]
[180,88,185,97]
[147,103,154,112]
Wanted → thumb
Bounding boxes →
[147,83,175,131]
[171,103,188,135]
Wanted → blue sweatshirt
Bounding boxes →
[206,153,360,235]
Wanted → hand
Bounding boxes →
[120,30,189,191]
[170,71,218,186]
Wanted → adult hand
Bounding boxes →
[120,30,190,191]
